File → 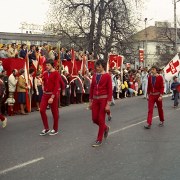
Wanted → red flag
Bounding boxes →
[24,55,31,113]
[81,55,87,75]
[88,60,95,70]
[139,49,144,62]
[0,58,25,76]
[71,49,78,75]
[38,56,46,73]
[109,55,123,69]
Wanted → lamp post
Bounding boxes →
[174,0,180,53]
[144,18,148,67]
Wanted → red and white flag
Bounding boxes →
[24,55,31,112]
[71,48,78,75]
[139,49,144,62]
[81,55,87,75]
[108,55,123,70]
[164,54,180,81]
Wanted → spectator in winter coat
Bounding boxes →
[19,44,28,59]
[171,76,180,108]
[0,45,8,58]
[40,43,49,60]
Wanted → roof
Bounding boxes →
[0,32,58,42]
[131,26,180,43]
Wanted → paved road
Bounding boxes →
[0,95,180,180]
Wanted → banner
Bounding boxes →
[164,54,180,81]
[0,57,31,112]
[109,55,123,69]
[24,55,31,113]
[139,49,144,62]
[38,56,46,73]
[61,60,95,75]
[81,55,87,75]
[0,57,95,76]
[71,49,78,75]
[0,58,25,76]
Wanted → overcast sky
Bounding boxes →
[0,0,179,33]
[0,0,49,32]
[143,0,180,27]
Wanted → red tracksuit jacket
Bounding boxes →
[42,71,60,96]
[147,75,164,95]
[89,73,112,102]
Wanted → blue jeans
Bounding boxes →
[174,91,179,106]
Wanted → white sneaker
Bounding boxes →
[2,117,7,128]
[49,129,58,136]
[39,129,50,136]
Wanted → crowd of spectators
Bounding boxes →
[0,43,95,62]
[0,59,173,118]
[0,42,176,119]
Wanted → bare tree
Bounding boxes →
[46,0,143,60]
[155,23,180,65]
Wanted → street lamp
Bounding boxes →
[174,0,180,53]
[144,18,148,67]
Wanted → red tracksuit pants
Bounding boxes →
[92,98,108,142]
[40,94,59,131]
[147,95,164,125]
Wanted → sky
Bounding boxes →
[0,0,179,33]
[0,0,49,32]
[143,0,180,27]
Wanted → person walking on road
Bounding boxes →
[171,76,180,108]
[89,59,112,147]
[144,65,164,129]
[39,59,60,136]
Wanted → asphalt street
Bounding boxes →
[0,95,180,180]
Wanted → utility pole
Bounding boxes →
[174,0,180,53]
[174,0,177,53]
[144,18,148,67]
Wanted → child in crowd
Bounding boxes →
[34,72,43,111]
[0,61,4,73]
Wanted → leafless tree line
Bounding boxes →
[46,0,143,60]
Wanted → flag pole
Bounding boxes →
[57,41,61,73]
[120,55,124,82]
[57,41,61,107]
[25,53,31,112]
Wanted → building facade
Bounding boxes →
[131,22,180,68]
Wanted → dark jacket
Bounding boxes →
[84,76,91,94]
[19,49,27,59]
[75,78,84,94]
[171,81,180,91]
[29,50,36,60]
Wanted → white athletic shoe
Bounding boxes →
[49,129,58,136]
[2,118,7,128]
[39,129,50,136]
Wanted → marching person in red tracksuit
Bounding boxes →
[144,65,164,129]
[39,59,60,136]
[89,59,112,147]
